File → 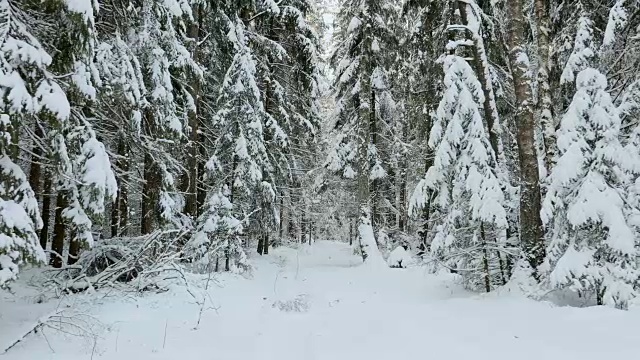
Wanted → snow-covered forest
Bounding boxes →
[2,0,640,358]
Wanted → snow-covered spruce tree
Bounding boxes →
[312,0,363,246]
[198,13,269,269]
[549,0,616,123]
[186,183,246,273]
[0,0,59,278]
[599,1,640,143]
[409,54,509,291]
[233,0,324,252]
[398,0,450,252]
[450,0,518,270]
[546,1,636,176]
[43,0,117,266]
[326,0,396,266]
[93,27,146,238]
[0,119,44,286]
[180,2,205,222]
[93,0,178,238]
[273,0,323,246]
[559,11,594,87]
[541,68,640,309]
[130,0,198,235]
[251,1,305,253]
[189,0,323,264]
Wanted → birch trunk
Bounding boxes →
[504,0,545,271]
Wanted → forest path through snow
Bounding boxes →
[3,240,640,360]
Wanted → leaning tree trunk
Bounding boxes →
[504,0,545,272]
[457,1,501,157]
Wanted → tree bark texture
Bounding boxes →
[504,0,545,271]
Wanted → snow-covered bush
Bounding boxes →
[387,246,414,268]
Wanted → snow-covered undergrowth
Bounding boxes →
[2,241,640,359]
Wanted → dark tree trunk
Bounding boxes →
[51,193,67,268]
[418,146,434,256]
[369,89,378,229]
[349,220,353,246]
[110,188,119,237]
[183,5,203,219]
[141,152,156,235]
[300,210,306,243]
[67,237,81,265]
[263,233,269,255]
[398,122,408,232]
[278,193,284,242]
[28,124,43,200]
[196,157,206,211]
[257,234,264,255]
[118,162,129,236]
[596,287,604,306]
[111,137,129,237]
[40,171,53,250]
[399,172,407,231]
[480,223,491,293]
[29,123,44,249]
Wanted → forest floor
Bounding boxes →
[2,241,640,359]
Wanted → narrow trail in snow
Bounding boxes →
[3,241,640,360]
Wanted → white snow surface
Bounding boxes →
[2,241,640,359]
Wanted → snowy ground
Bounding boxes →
[2,241,640,359]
